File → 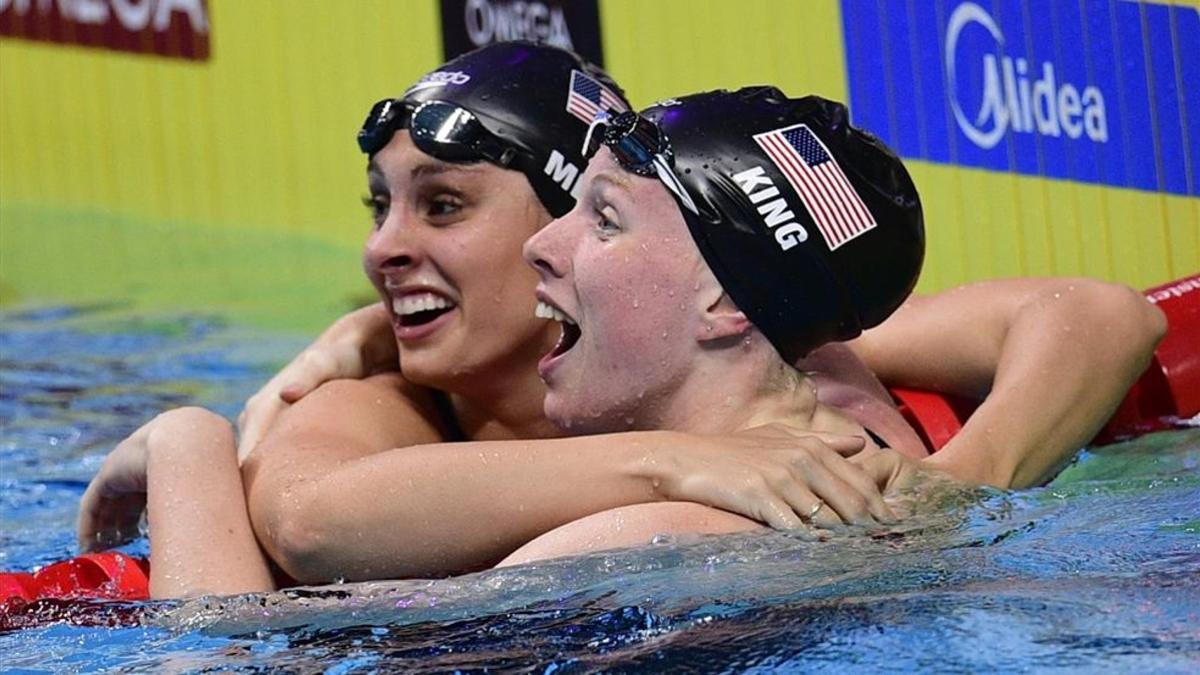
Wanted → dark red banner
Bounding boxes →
[0,0,210,61]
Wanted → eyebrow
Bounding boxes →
[367,157,486,182]
[591,171,633,196]
[411,160,485,179]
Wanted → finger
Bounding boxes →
[77,497,100,552]
[803,433,867,456]
[756,425,866,453]
[277,356,331,402]
[796,460,879,526]
[854,453,914,495]
[94,493,145,549]
[819,452,897,523]
[757,497,806,530]
[237,397,283,459]
[778,482,845,528]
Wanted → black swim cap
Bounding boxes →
[359,41,629,217]
[621,88,924,360]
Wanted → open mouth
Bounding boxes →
[536,301,581,358]
[393,293,456,327]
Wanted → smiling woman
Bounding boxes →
[362,145,554,389]
[66,42,905,599]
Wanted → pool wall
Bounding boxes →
[2,0,1196,331]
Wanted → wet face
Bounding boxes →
[363,131,559,391]
[522,150,712,434]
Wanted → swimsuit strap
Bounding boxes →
[430,389,467,442]
[865,427,890,450]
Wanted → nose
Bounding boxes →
[523,211,573,279]
[364,210,421,275]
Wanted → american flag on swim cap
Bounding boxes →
[753,123,877,250]
[565,70,627,124]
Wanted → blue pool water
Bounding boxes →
[1,306,1198,672]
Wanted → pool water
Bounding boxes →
[1,306,1198,672]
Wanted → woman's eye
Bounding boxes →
[596,213,620,237]
[428,197,462,218]
[362,194,389,226]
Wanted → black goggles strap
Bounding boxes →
[583,111,702,217]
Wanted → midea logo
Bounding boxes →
[945,2,1108,149]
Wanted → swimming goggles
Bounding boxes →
[357,99,530,172]
[582,110,703,217]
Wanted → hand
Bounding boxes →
[849,447,921,491]
[78,408,241,554]
[656,424,897,531]
[237,304,397,460]
[76,415,158,552]
[851,448,962,516]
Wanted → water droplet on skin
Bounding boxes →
[633,298,640,309]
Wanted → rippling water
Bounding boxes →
[1,306,1197,672]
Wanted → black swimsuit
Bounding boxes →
[430,389,467,442]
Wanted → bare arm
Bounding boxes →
[237,303,397,461]
[78,408,274,599]
[849,278,1166,488]
[242,376,889,583]
[497,502,761,567]
[497,444,941,568]
[145,408,274,598]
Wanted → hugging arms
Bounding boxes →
[76,44,1165,599]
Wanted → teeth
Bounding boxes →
[535,301,577,325]
[393,292,454,316]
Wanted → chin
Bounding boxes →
[543,395,591,434]
[396,349,457,389]
[544,394,629,436]
[542,394,574,431]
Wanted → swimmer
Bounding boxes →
[238,85,1167,570]
[503,87,1167,563]
[76,44,903,597]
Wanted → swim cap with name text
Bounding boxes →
[643,87,924,361]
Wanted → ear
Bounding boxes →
[696,274,751,344]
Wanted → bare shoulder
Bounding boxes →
[243,373,448,484]
[278,373,447,447]
[496,503,760,567]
